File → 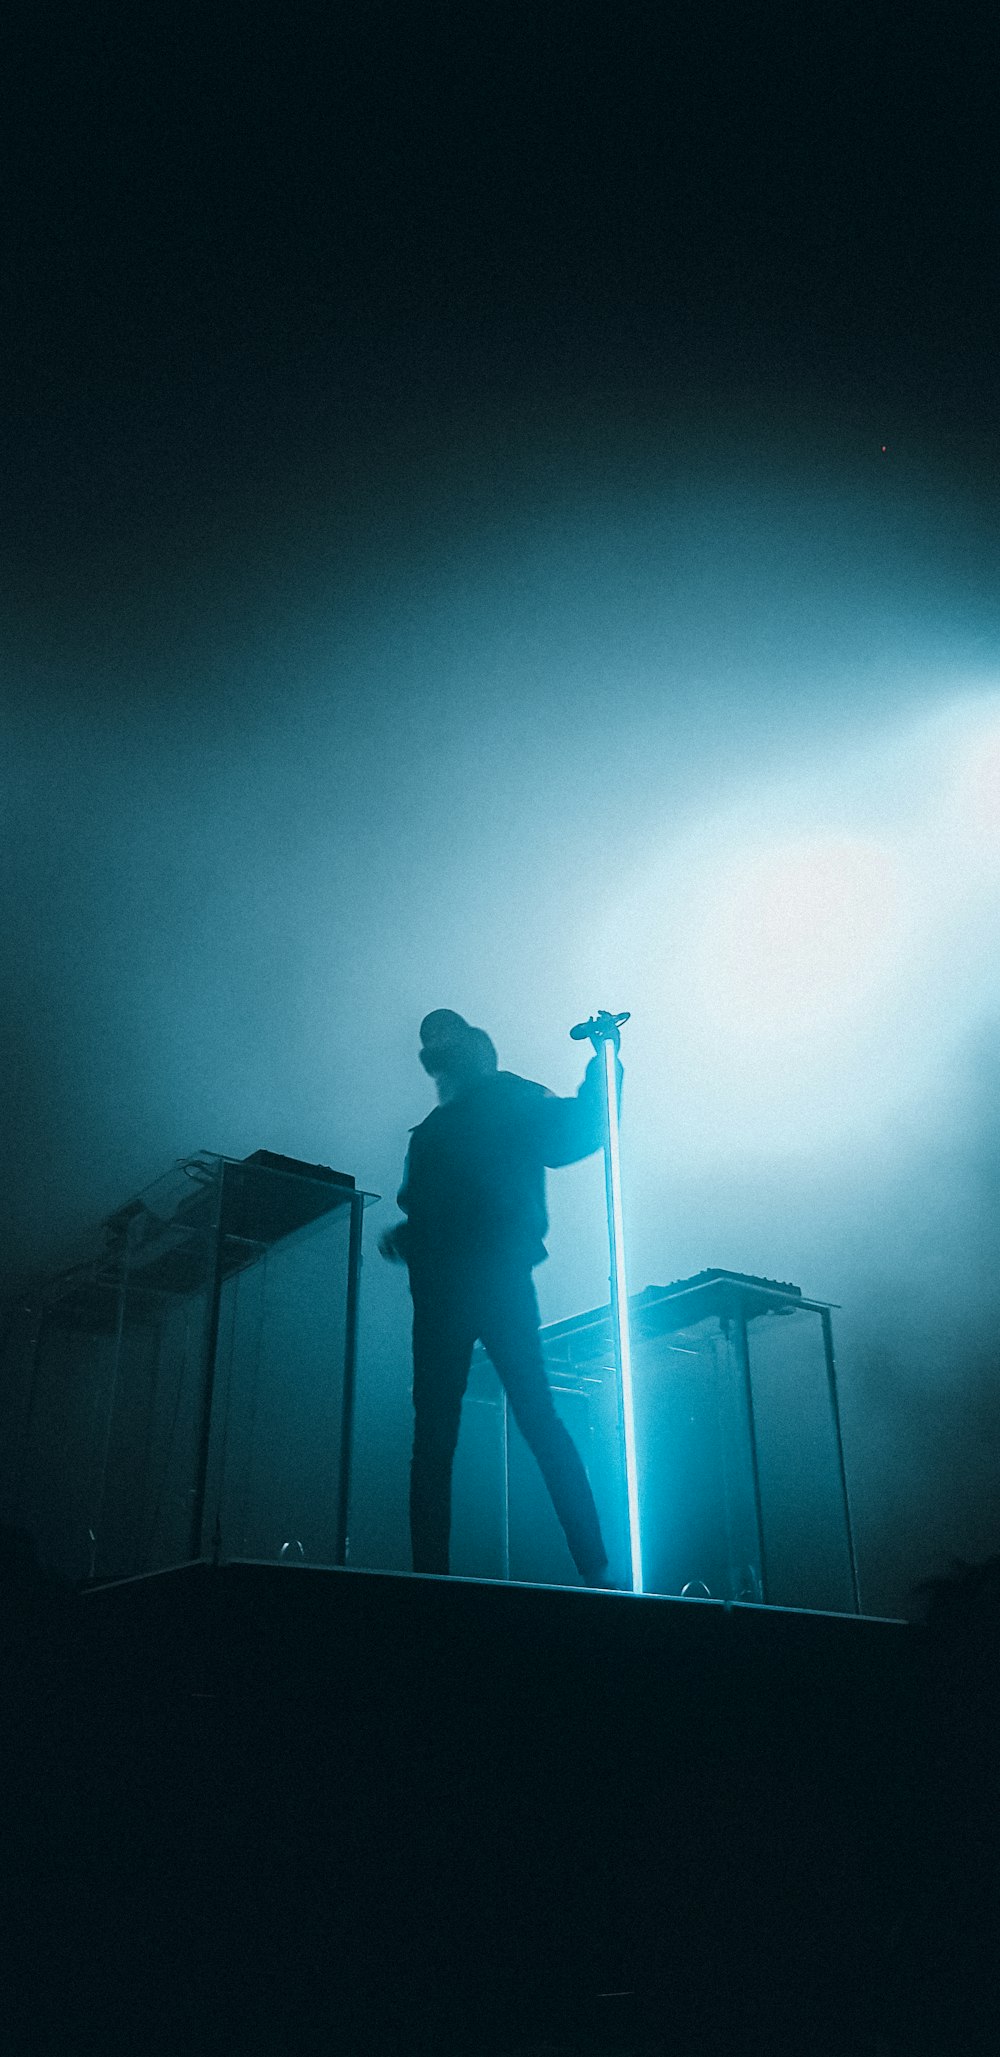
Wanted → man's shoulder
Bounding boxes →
[408,1075,546,1137]
[491,1071,548,1106]
[408,1104,444,1140]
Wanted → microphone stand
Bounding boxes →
[574,1011,643,1595]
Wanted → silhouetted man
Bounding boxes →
[380,1010,617,1586]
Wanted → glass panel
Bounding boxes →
[745,1305,855,1612]
[632,1315,762,1602]
[0,1303,44,1531]
[89,1159,221,1579]
[207,1164,354,1567]
[3,1280,121,1583]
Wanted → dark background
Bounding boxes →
[3,1,1000,1613]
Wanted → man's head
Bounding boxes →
[419,1010,498,1099]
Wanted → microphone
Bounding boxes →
[570,1011,630,1042]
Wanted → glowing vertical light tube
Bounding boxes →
[602,1034,643,1595]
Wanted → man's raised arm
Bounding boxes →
[537,1053,623,1168]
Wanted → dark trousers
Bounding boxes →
[409,1263,608,1579]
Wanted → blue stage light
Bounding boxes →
[577,693,1000,1166]
[602,1032,643,1594]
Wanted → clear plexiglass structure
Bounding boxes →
[451,1269,860,1614]
[0,1152,376,1583]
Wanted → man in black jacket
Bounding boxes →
[380,1009,616,1585]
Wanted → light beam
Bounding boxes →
[602,1032,643,1594]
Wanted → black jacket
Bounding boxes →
[395,1058,621,1279]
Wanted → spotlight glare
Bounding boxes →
[690,834,905,1039]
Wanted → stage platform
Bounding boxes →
[0,1560,988,2055]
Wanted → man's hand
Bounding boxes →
[378,1221,408,1264]
[591,1009,622,1053]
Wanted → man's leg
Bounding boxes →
[409,1285,475,1575]
[478,1268,609,1582]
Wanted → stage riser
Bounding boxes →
[0,1565,970,2053]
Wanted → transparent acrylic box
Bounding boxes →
[0,1152,375,1583]
[450,1270,860,1613]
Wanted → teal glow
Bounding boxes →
[604,1034,643,1595]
